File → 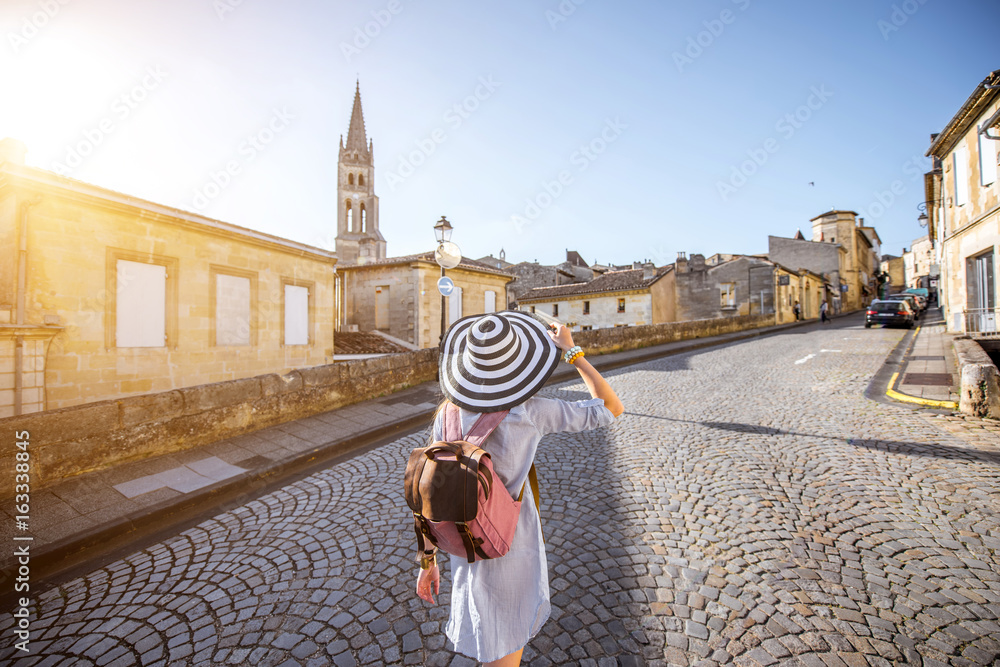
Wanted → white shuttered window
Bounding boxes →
[448,286,463,325]
[979,128,998,186]
[116,260,166,347]
[954,145,970,206]
[285,285,309,345]
[216,274,251,346]
[484,290,496,313]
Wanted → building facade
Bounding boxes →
[768,233,846,312]
[517,264,669,330]
[506,250,594,305]
[880,254,906,295]
[904,235,935,289]
[926,70,1000,332]
[337,253,514,348]
[810,210,876,310]
[0,139,336,416]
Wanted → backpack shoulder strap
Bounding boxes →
[516,464,543,543]
[443,403,509,447]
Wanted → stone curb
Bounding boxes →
[0,411,435,605]
[884,325,960,410]
[953,337,1000,418]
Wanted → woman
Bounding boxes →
[415,310,624,666]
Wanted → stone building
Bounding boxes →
[768,233,845,309]
[517,264,669,330]
[475,249,514,271]
[775,265,827,323]
[904,234,935,290]
[666,253,829,324]
[670,254,773,321]
[880,254,906,294]
[809,210,877,310]
[506,250,594,305]
[925,69,1000,332]
[336,253,514,349]
[336,82,387,265]
[0,138,336,416]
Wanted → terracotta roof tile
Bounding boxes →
[518,267,669,301]
[339,251,514,277]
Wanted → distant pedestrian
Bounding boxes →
[793,301,801,321]
[820,301,829,323]
[414,311,624,666]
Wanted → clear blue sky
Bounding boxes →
[3,0,998,266]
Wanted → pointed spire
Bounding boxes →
[345,80,369,154]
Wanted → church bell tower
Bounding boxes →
[337,81,386,264]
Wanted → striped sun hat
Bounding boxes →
[440,310,561,413]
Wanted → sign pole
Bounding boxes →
[439,264,446,346]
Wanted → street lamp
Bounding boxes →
[433,216,461,345]
[916,200,941,230]
[434,216,453,244]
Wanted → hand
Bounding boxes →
[416,564,440,604]
[548,324,575,352]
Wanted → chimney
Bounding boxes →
[676,252,688,274]
[0,138,27,165]
[642,261,656,281]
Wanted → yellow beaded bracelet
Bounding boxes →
[568,350,584,364]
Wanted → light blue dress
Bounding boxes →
[432,396,615,663]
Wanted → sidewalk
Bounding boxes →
[0,311,959,587]
[885,308,960,410]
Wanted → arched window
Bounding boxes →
[359,174,365,186]
[360,203,367,233]
[345,200,353,232]
[348,173,354,185]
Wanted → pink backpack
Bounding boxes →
[404,403,539,563]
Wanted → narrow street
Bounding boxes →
[3,315,999,666]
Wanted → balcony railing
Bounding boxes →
[963,308,1000,334]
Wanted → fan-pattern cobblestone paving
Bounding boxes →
[3,320,999,666]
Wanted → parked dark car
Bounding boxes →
[884,293,922,315]
[865,299,915,328]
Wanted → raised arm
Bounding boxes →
[548,325,624,418]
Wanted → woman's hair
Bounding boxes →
[428,399,451,444]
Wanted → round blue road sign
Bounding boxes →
[437,276,455,297]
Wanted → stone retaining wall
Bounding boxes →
[0,313,778,492]
[0,349,439,492]
[572,313,775,354]
[955,337,1000,419]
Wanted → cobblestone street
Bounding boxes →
[3,317,1000,666]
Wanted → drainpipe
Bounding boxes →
[14,197,41,415]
